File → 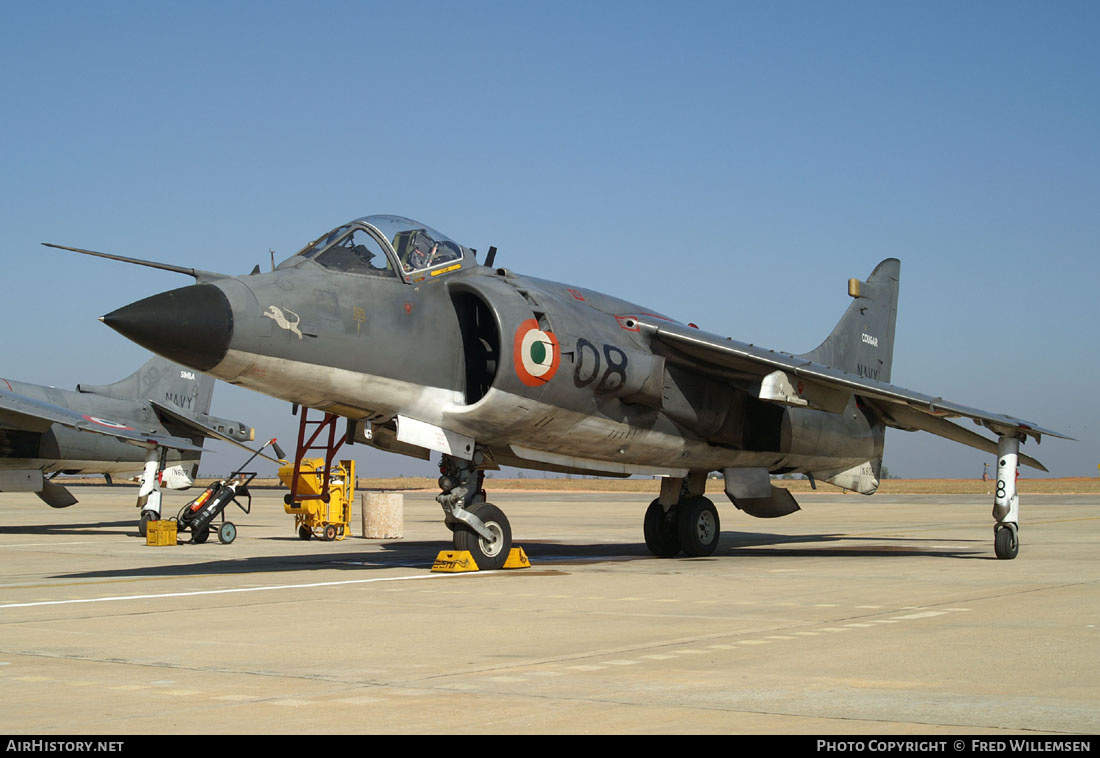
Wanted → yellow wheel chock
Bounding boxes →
[432,547,531,572]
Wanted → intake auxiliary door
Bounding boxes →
[450,291,500,405]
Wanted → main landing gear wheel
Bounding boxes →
[995,525,1019,560]
[644,500,681,558]
[677,496,720,557]
[218,522,237,544]
[453,502,511,570]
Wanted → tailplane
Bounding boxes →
[799,258,900,383]
[77,355,215,416]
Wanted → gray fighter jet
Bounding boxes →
[1,354,255,533]
[48,214,1068,564]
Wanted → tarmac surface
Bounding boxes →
[0,485,1097,735]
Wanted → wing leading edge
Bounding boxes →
[150,400,282,463]
[634,317,1068,472]
[0,387,204,452]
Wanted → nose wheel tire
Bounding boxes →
[453,502,511,570]
[995,525,1019,560]
[676,496,720,557]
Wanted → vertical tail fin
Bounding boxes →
[77,355,215,416]
[799,258,900,383]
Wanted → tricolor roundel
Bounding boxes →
[513,319,561,387]
[82,415,133,431]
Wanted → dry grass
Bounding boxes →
[350,476,1100,495]
[70,475,1099,495]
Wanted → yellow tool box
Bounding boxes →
[279,457,354,541]
[145,519,178,546]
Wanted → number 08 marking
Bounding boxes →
[574,338,628,393]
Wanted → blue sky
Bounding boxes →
[1,1,1096,480]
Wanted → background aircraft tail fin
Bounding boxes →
[798,258,900,383]
[77,355,215,417]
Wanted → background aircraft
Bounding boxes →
[0,354,255,533]
[52,214,1067,565]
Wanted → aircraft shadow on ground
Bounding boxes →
[0,520,137,537]
[53,530,986,580]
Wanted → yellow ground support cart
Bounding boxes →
[279,457,355,541]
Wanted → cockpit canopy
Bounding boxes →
[282,215,471,282]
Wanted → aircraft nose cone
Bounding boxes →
[101,284,232,372]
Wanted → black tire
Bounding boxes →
[643,500,681,557]
[138,511,157,537]
[995,526,1019,560]
[453,502,511,570]
[323,524,337,541]
[218,522,237,544]
[298,525,313,540]
[191,528,209,544]
[676,496,720,557]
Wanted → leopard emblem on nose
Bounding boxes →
[263,305,303,339]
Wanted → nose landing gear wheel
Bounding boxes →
[995,525,1018,560]
[453,502,511,570]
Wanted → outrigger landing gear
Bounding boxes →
[644,472,721,558]
[436,452,512,570]
[993,434,1023,560]
[135,446,168,536]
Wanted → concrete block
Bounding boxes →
[361,492,404,539]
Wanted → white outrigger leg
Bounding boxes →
[992,434,1022,559]
[135,446,167,536]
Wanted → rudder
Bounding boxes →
[799,258,900,383]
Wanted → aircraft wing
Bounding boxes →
[150,400,282,463]
[0,387,204,452]
[634,318,1068,469]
